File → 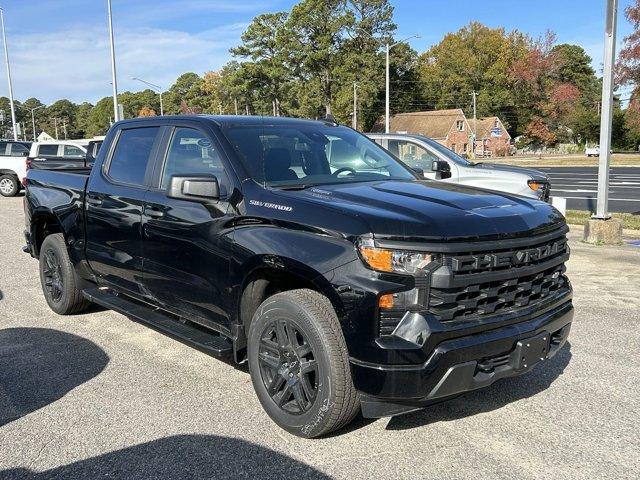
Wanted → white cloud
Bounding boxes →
[4,23,248,104]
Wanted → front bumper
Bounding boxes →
[352,299,573,418]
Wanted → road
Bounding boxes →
[0,196,639,479]
[540,166,640,213]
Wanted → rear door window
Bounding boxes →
[38,144,60,156]
[9,143,29,156]
[107,127,159,186]
[63,145,85,158]
[0,142,7,155]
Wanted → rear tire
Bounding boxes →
[0,174,19,197]
[247,289,360,438]
[39,234,91,315]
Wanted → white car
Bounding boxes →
[0,140,31,197]
[367,133,551,201]
[585,145,599,157]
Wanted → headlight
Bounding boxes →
[357,238,434,275]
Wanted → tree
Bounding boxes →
[165,73,206,114]
[418,22,533,135]
[230,12,290,115]
[284,0,352,116]
[617,0,640,86]
[138,106,156,117]
[75,102,94,138]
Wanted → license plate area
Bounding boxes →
[513,332,550,370]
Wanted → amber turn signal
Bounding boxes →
[528,180,544,191]
[359,246,393,273]
[378,293,394,309]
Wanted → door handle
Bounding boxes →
[144,205,164,218]
[87,196,103,206]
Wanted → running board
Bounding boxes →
[82,287,233,357]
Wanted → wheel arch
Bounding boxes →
[238,258,345,337]
[30,210,65,258]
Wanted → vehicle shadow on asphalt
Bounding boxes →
[0,327,109,427]
[0,434,331,480]
[385,342,572,431]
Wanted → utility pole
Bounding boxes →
[30,105,44,141]
[54,118,59,140]
[385,43,390,133]
[471,91,477,159]
[0,8,17,141]
[107,0,120,122]
[595,0,617,220]
[234,98,238,115]
[218,104,223,115]
[62,118,67,139]
[353,82,358,130]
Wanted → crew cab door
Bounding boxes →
[85,126,162,294]
[385,138,458,181]
[140,123,237,331]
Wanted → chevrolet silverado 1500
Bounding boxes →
[24,115,573,437]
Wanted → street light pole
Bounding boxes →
[0,8,18,141]
[107,0,120,122]
[385,34,420,133]
[594,0,618,220]
[132,77,164,115]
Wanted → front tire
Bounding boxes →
[247,289,360,438]
[0,174,19,197]
[39,234,90,315]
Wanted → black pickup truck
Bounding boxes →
[24,115,573,438]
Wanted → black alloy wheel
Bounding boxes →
[42,248,64,303]
[258,319,318,415]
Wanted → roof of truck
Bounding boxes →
[117,115,338,128]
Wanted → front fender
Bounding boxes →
[231,225,361,317]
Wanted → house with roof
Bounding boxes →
[474,116,512,157]
[373,109,472,156]
[374,109,512,157]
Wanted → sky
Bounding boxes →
[0,0,636,104]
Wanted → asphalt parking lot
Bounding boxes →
[541,166,640,213]
[1,196,639,480]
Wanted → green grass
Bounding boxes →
[565,209,640,231]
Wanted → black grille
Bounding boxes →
[379,309,405,336]
[377,228,571,335]
[429,263,569,322]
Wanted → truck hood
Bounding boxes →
[274,180,564,241]
[472,162,549,181]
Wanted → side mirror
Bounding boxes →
[431,160,452,180]
[167,175,219,202]
[431,160,450,173]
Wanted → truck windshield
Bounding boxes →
[223,123,417,188]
